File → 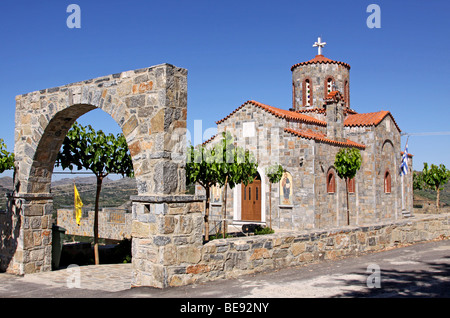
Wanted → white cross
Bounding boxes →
[313,36,326,55]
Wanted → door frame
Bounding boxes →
[233,167,266,223]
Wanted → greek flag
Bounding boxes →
[400,141,409,176]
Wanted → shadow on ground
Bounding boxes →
[332,257,450,297]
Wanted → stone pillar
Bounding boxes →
[130,195,204,288]
[3,194,53,274]
[325,91,345,142]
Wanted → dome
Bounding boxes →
[291,55,351,71]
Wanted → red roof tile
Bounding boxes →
[216,100,327,126]
[324,90,343,102]
[344,111,401,132]
[296,108,358,115]
[202,133,217,146]
[401,151,413,158]
[284,128,366,149]
[291,55,351,71]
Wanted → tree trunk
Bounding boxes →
[204,187,210,242]
[221,176,228,238]
[94,175,103,265]
[346,178,350,226]
[436,187,440,212]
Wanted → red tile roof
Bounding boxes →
[291,55,351,71]
[401,151,413,158]
[284,128,366,149]
[216,100,327,126]
[344,111,401,132]
[324,90,343,102]
[296,108,358,115]
[202,133,217,146]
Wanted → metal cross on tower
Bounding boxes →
[313,36,326,55]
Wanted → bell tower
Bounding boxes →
[291,37,351,111]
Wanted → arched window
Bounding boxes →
[384,170,391,193]
[344,80,349,108]
[302,78,312,107]
[327,169,336,193]
[325,77,334,97]
[348,177,355,193]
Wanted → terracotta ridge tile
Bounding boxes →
[284,127,366,149]
[291,55,351,71]
[216,100,327,126]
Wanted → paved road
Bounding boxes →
[1,239,449,299]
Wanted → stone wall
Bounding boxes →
[166,213,450,286]
[3,63,189,275]
[202,100,412,232]
[292,62,350,110]
[130,194,205,288]
[57,208,132,241]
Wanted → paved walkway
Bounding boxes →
[1,239,449,299]
[8,263,133,293]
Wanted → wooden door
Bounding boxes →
[241,178,261,221]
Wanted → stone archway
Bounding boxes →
[2,63,204,288]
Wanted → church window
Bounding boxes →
[327,170,336,193]
[344,80,349,107]
[348,177,355,193]
[384,170,391,193]
[326,77,334,94]
[303,79,312,106]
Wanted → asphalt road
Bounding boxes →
[1,239,449,301]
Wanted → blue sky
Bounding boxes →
[0,0,449,179]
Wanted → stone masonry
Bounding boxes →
[168,213,450,286]
[1,63,206,289]
[199,51,414,234]
[57,208,132,241]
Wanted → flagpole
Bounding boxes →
[400,136,409,217]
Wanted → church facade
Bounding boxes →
[200,40,413,231]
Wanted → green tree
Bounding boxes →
[185,142,221,242]
[56,122,134,264]
[0,139,14,173]
[265,164,284,229]
[217,132,258,237]
[414,163,450,211]
[334,148,362,225]
[185,132,258,241]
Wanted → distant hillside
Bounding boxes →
[413,180,450,207]
[51,176,138,211]
[0,176,137,212]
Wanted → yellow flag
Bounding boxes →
[74,184,83,226]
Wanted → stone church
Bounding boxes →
[200,38,413,231]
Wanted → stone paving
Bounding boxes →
[15,263,133,292]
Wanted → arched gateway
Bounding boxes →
[1,63,204,288]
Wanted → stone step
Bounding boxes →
[402,210,413,218]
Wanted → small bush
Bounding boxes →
[255,227,274,235]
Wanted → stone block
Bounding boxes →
[186,264,209,274]
[250,248,270,260]
[291,242,306,256]
[177,245,201,264]
[122,115,139,136]
[131,221,150,238]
